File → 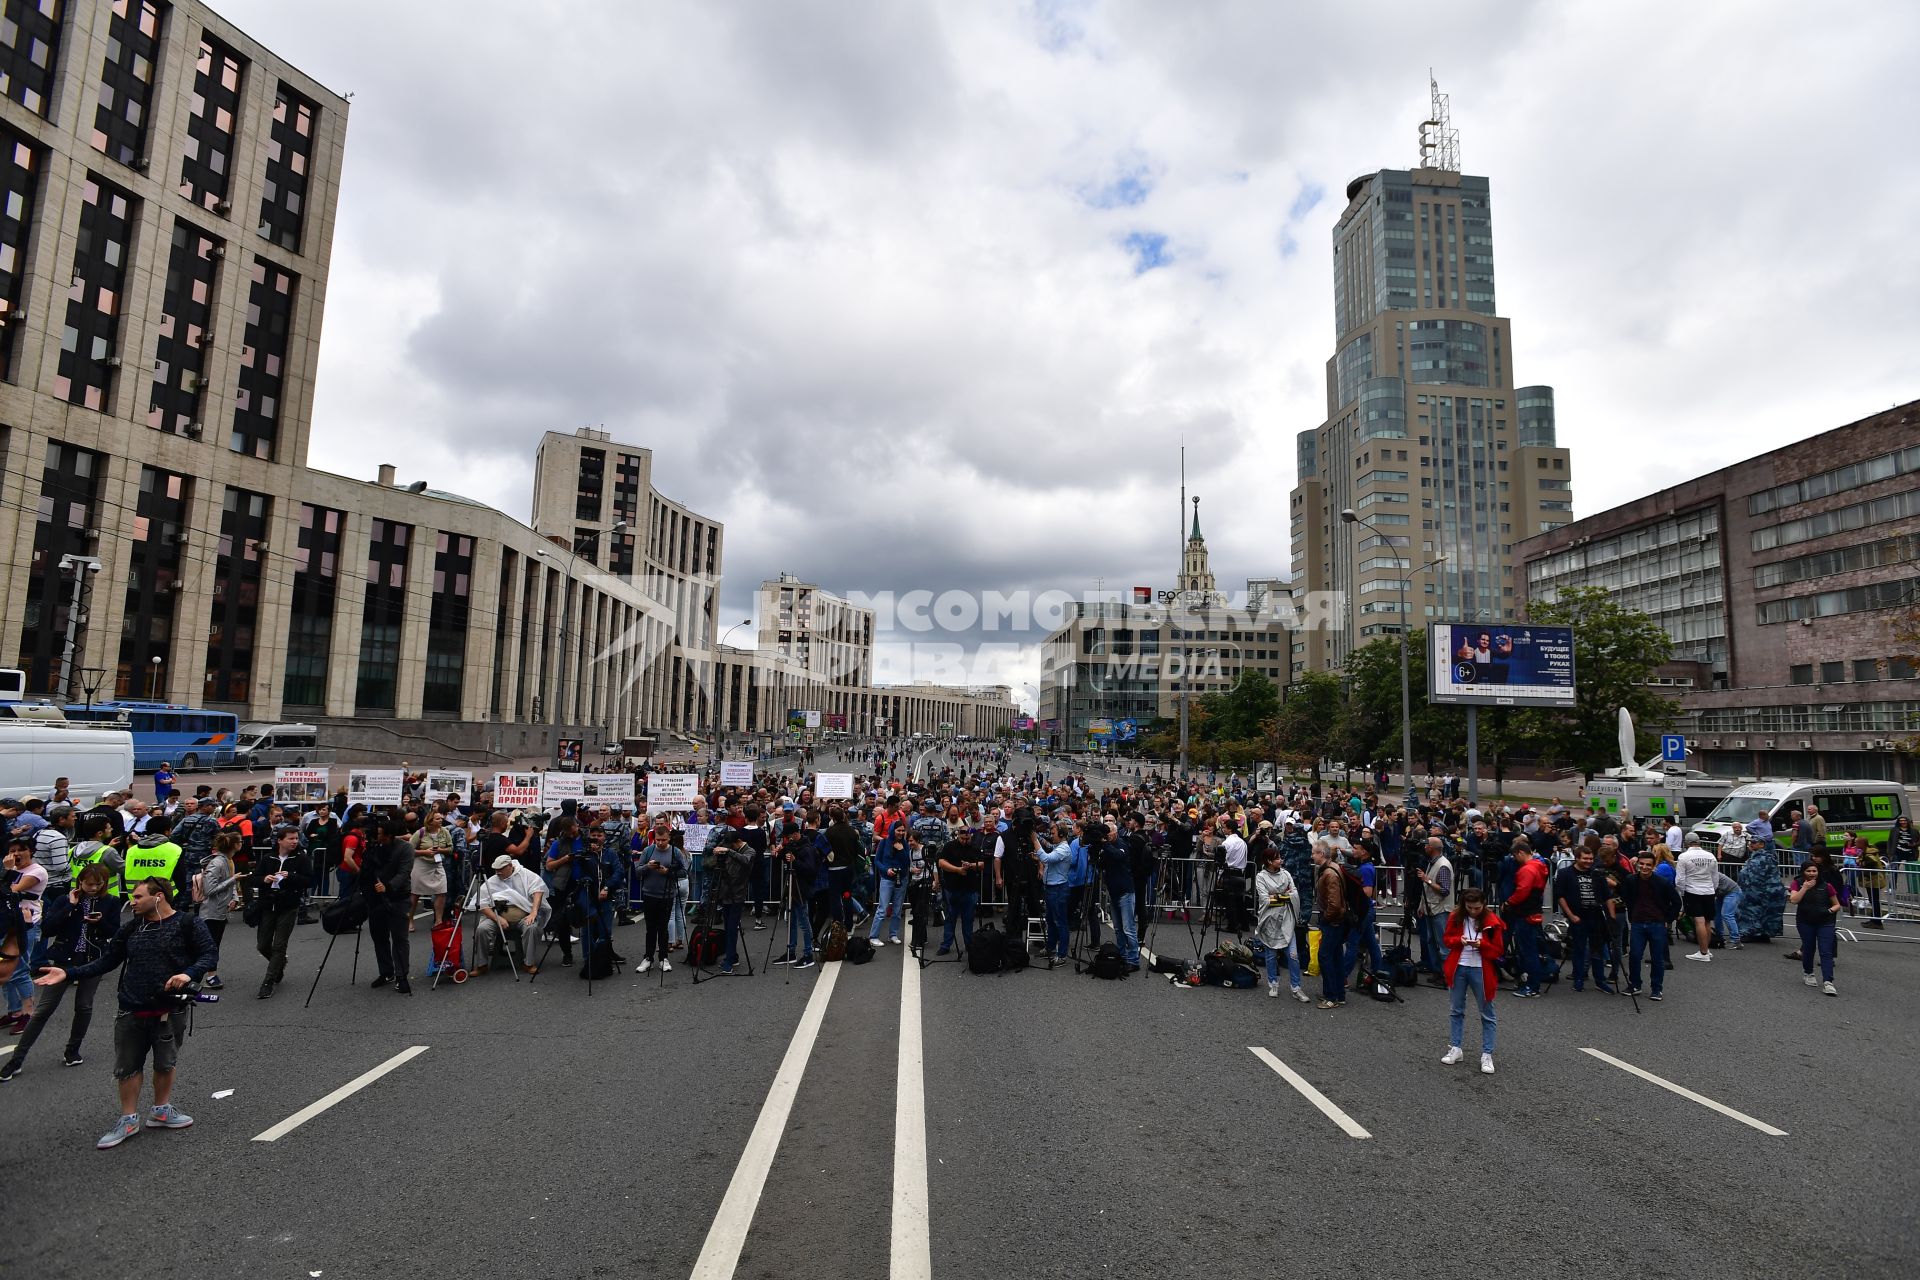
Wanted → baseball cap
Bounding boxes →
[491,854,517,871]
[0,797,19,808]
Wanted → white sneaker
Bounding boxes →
[1823,981,1838,996]
[1804,973,1818,986]
[870,937,886,947]
[1291,987,1311,1003]
[1480,1054,1495,1074]
[1685,951,1712,962]
[1441,1046,1463,1065]
[636,959,652,975]
[661,959,672,973]
[1268,981,1280,998]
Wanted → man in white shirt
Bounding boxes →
[1664,819,1685,854]
[468,854,549,975]
[1675,833,1721,962]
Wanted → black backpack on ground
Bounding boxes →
[968,924,1007,973]
[1366,970,1402,1003]
[1088,942,1128,980]
[687,924,722,968]
[581,936,618,979]
[844,935,875,964]
[1000,936,1029,972]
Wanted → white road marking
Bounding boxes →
[1248,1047,1371,1139]
[251,1045,430,1142]
[690,958,842,1280]
[0,1045,14,1058]
[1579,1047,1788,1136]
[891,944,932,1280]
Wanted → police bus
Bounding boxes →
[61,700,239,771]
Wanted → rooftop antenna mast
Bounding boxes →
[1418,71,1460,173]
[1179,441,1186,577]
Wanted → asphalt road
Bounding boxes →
[4,898,1916,1279]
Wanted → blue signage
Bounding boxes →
[1661,734,1686,763]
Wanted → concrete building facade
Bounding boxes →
[1517,400,1920,784]
[1289,125,1574,679]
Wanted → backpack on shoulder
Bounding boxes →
[1340,868,1370,927]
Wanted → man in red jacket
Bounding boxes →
[1503,838,1549,997]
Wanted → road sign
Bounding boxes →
[1661,734,1686,763]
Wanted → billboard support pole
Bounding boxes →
[1466,705,1480,807]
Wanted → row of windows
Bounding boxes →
[1748,443,1920,516]
[1754,532,1920,591]
[1752,488,1920,552]
[1755,575,1920,625]
[1691,700,1920,734]
[1789,659,1919,686]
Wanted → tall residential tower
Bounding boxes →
[1289,81,1573,678]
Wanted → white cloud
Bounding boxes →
[220,0,1919,677]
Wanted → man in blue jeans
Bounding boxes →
[1621,852,1681,999]
[1099,819,1139,970]
[1342,843,1384,983]
[1312,844,1348,1008]
[936,832,985,956]
[1038,824,1074,962]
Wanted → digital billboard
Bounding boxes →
[1427,621,1575,708]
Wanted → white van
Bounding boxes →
[1586,777,1738,827]
[234,722,321,770]
[1693,779,1910,852]
[0,722,135,806]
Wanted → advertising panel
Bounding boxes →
[1427,622,1577,708]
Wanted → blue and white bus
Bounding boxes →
[61,701,239,771]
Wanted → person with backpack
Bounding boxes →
[1312,843,1347,1010]
[1442,885,1505,1074]
[706,830,754,974]
[1340,842,1384,985]
[936,824,987,958]
[869,825,910,947]
[192,832,243,991]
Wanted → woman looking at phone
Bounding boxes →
[1788,860,1843,996]
[1442,885,1505,1075]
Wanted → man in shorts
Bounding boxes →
[1675,832,1721,963]
[34,876,218,1148]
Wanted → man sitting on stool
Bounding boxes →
[470,854,548,976]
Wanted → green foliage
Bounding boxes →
[1517,586,1678,775]
[1274,670,1344,779]
[1194,670,1279,742]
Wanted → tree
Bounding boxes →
[1518,586,1678,778]
[1196,670,1279,742]
[1275,671,1344,781]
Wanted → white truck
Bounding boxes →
[0,721,136,806]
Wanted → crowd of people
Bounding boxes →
[1,745,1905,1147]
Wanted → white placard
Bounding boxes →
[682,823,713,853]
[275,767,330,806]
[720,760,754,787]
[346,769,403,807]
[425,770,474,805]
[540,773,584,807]
[577,773,638,810]
[816,772,854,799]
[646,772,701,812]
[493,772,542,808]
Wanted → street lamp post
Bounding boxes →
[711,619,752,773]
[148,655,162,699]
[1341,508,1445,804]
[535,518,627,742]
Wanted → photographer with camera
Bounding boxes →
[573,824,629,977]
[993,806,1041,946]
[1098,817,1140,971]
[248,825,312,1000]
[936,822,986,957]
[361,820,415,995]
[706,829,754,974]
[32,876,217,1148]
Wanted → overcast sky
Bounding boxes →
[221,0,1919,702]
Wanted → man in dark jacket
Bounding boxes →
[824,807,863,929]
[361,821,414,994]
[1620,852,1682,1000]
[706,830,754,974]
[34,876,217,1149]
[248,825,312,1000]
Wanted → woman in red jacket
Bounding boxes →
[1443,886,1505,1074]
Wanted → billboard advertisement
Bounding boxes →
[1427,622,1576,708]
[825,712,847,730]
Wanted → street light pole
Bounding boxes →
[1341,509,1445,805]
[711,619,751,773]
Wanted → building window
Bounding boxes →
[230,256,295,458]
[178,33,244,212]
[1754,532,1920,590]
[1892,657,1917,680]
[1751,489,1920,553]
[576,446,604,520]
[283,502,342,707]
[1789,665,1812,686]
[0,0,65,118]
[422,531,473,714]
[1750,443,1920,516]
[91,0,166,169]
[54,173,136,411]
[1820,661,1845,684]
[355,519,410,713]
[147,219,219,435]
[0,125,40,380]
[257,81,315,251]
[1854,659,1880,682]
[15,441,103,694]
[203,486,269,703]
[115,466,189,698]
[1756,575,1920,625]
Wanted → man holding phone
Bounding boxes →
[635,828,686,975]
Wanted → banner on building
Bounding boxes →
[275,767,330,806]
[578,773,637,810]
[557,738,584,769]
[1132,586,1152,604]
[646,772,701,812]
[815,772,855,799]
[720,760,754,787]
[825,712,846,730]
[1038,719,1059,733]
[346,769,403,807]
[1012,716,1034,731]
[493,773,543,809]
[424,770,474,805]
